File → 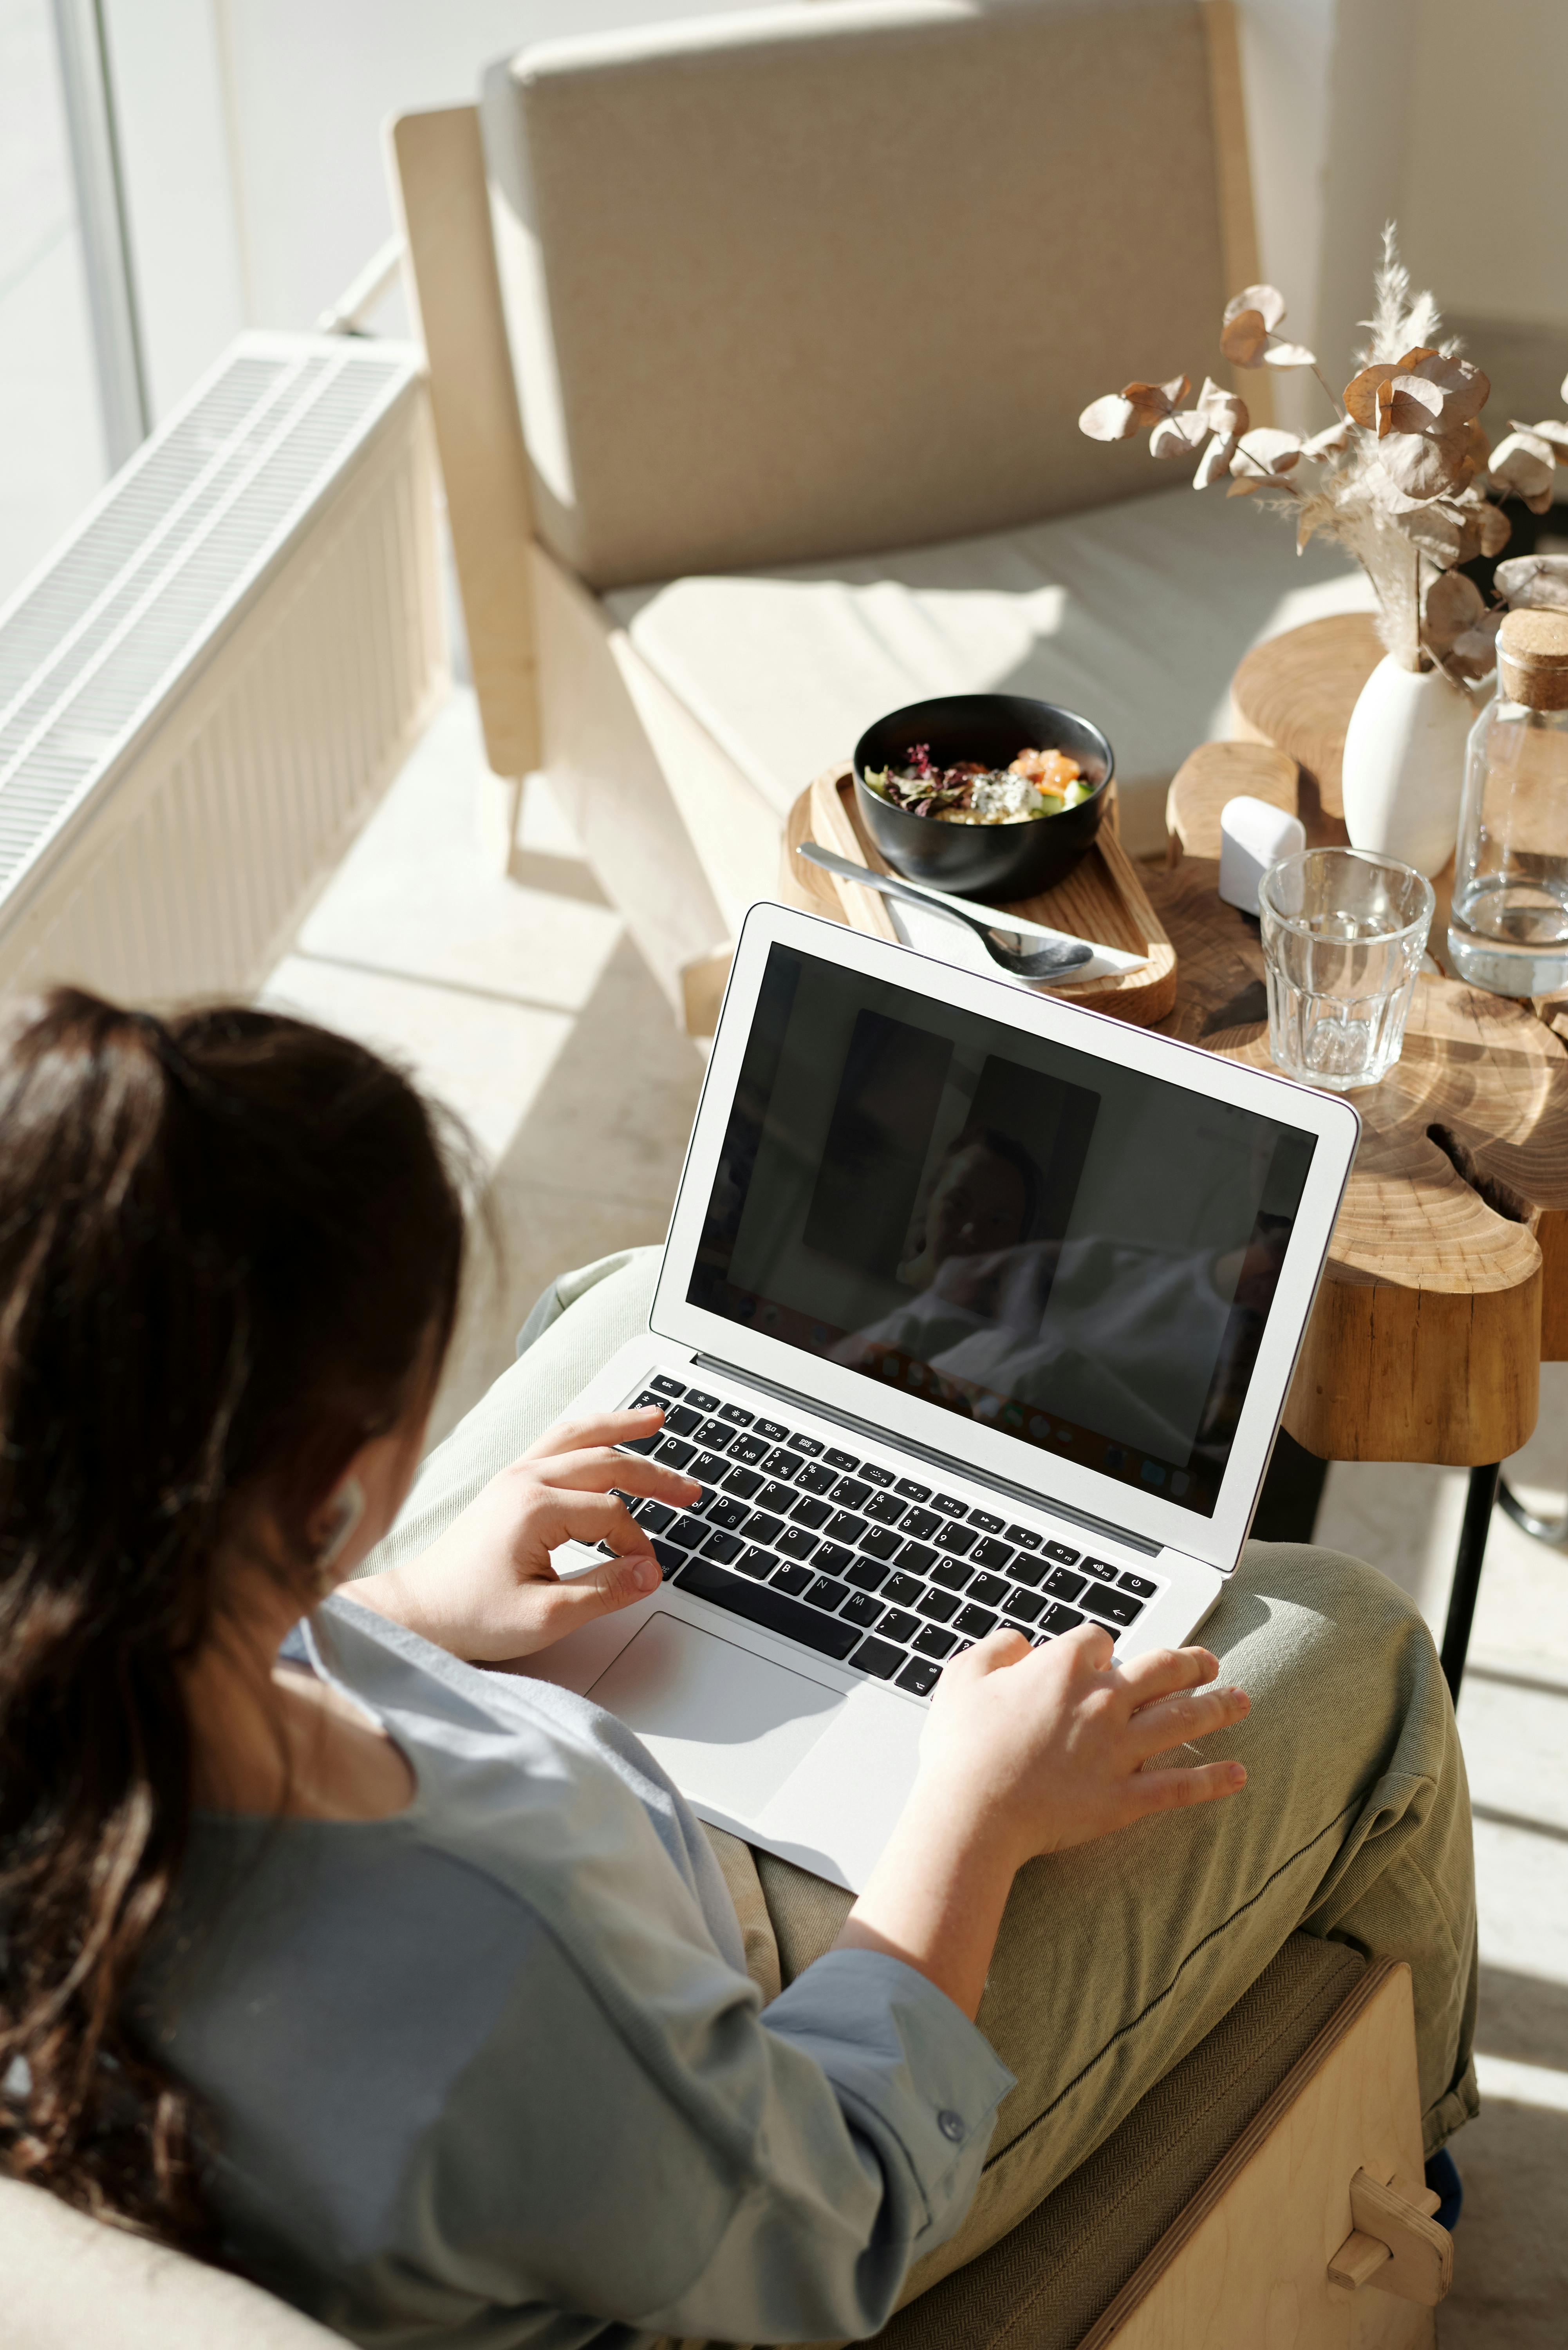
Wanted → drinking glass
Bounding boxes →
[1259,849,1434,1090]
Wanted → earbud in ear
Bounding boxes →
[314,1477,366,1578]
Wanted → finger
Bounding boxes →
[521,1406,663,1462]
[536,1545,663,1628]
[531,1445,700,1507]
[1127,1682,1250,1761]
[940,1626,1031,1687]
[529,1489,653,1559]
[1116,1645,1220,1708]
[1126,1757,1247,1815]
[1055,1621,1116,1673]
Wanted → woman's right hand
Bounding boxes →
[832,1627,1249,2018]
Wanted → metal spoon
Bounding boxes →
[797,842,1096,980]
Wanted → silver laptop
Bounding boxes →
[524,902,1360,1890]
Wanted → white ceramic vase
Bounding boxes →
[1339,654,1476,877]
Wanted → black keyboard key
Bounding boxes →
[791,1495,831,1529]
[704,1494,750,1532]
[742,1511,783,1545]
[1081,1557,1118,1583]
[796,1460,838,1495]
[901,1507,940,1542]
[881,1572,923,1609]
[1007,1524,1042,1549]
[933,1493,966,1518]
[651,1538,685,1578]
[692,1451,728,1484]
[734,1546,775,1580]
[702,1529,743,1564]
[1044,1540,1081,1566]
[853,1636,903,1681]
[755,1419,788,1441]
[677,1554,860,1659]
[879,1608,919,1644]
[860,1464,894,1489]
[719,1403,753,1426]
[917,1587,960,1623]
[815,1542,854,1577]
[970,1536,1012,1572]
[1044,1566,1087,1603]
[633,1389,667,1411]
[619,1432,660,1455]
[1002,1619,1035,1642]
[845,1555,889,1593]
[630,1499,675,1534]
[1039,1601,1084,1637]
[667,1513,708,1550]
[663,1404,702,1437]
[966,1573,1010,1609]
[770,1561,815,1596]
[687,1390,720,1412]
[896,1478,932,1503]
[832,1477,872,1511]
[955,1602,997,1639]
[824,1448,860,1473]
[936,1522,977,1556]
[650,1374,685,1398]
[723,1466,763,1501]
[695,1417,731,1449]
[1008,1549,1048,1588]
[914,1624,957,1659]
[896,1540,937,1577]
[1119,1571,1158,1599]
[805,1574,851,1614]
[1005,1586,1048,1624]
[762,1448,797,1478]
[756,1480,797,1515]
[841,1591,884,1630]
[776,1525,820,1562]
[897,1658,941,1696]
[1082,1585,1143,1628]
[654,1436,696,1470]
[825,1510,868,1546]
[968,1508,1004,1534]
[865,1491,905,1525]
[859,1524,902,1562]
[785,1432,824,1457]
[727,1433,769,1467]
[930,1556,971,1592]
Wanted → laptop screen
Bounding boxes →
[688,942,1317,1519]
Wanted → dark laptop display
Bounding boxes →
[689,943,1316,1517]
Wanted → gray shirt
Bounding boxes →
[144,1599,1013,2347]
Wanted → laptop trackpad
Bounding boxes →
[587,1612,843,1815]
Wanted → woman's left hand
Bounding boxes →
[342,1406,699,1661]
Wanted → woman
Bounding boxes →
[0,991,1476,2346]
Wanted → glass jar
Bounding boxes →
[1447,607,1568,995]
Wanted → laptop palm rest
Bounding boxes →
[587,1613,843,1816]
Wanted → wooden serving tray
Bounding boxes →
[782,765,1177,1028]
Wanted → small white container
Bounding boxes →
[1218,795,1306,915]
[1340,655,1476,877]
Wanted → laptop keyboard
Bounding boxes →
[610,1372,1164,1703]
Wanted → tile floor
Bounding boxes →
[262,687,1568,2345]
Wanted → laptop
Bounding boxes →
[522,901,1360,1890]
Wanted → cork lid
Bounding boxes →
[1498,607,1568,709]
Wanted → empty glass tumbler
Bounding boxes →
[1448,607,1568,996]
[1259,849,1434,1090]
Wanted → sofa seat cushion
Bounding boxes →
[606,485,1376,855]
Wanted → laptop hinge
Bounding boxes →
[693,1352,1163,1559]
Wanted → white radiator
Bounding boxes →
[0,332,447,1006]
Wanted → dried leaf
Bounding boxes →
[1079,393,1140,442]
[1423,568,1485,651]
[1220,309,1270,367]
[1446,617,1501,682]
[1195,376,1249,438]
[1344,362,1399,427]
[1395,499,1466,564]
[1378,424,1472,499]
[1396,350,1489,423]
[1489,430,1557,508]
[1226,475,1261,497]
[1385,373,1446,434]
[1121,375,1190,426]
[1302,419,1351,460]
[1149,411,1209,459]
[1494,553,1568,611]
[1476,500,1512,557]
[1233,427,1303,477]
[1194,433,1239,490]
[1522,418,1568,457]
[1261,339,1318,369]
[1224,284,1287,331]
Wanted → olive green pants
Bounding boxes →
[369,1248,1478,2328]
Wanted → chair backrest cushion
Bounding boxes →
[482,0,1234,590]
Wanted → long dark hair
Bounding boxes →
[0,989,467,2249]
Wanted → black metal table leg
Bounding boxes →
[1440,1464,1501,1703]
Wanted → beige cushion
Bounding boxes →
[865,1933,1368,2350]
[605,484,1376,853]
[0,2176,339,2350]
[482,0,1231,589]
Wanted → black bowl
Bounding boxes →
[853,693,1113,901]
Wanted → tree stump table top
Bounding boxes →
[1228,611,1383,824]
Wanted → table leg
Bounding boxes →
[1439,1464,1501,1704]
